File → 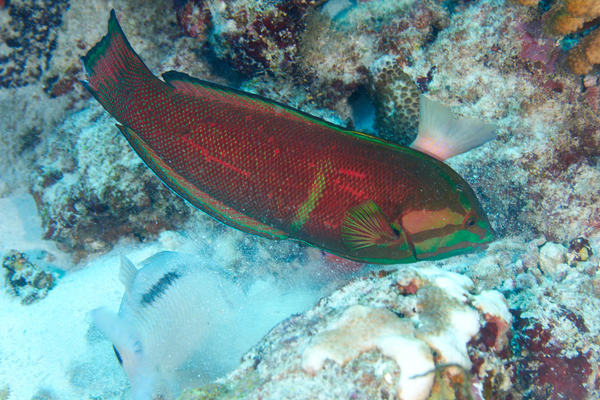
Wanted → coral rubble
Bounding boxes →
[2,250,55,304]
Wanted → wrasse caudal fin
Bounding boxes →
[341,200,415,263]
[80,10,155,116]
[116,124,289,240]
[411,96,497,161]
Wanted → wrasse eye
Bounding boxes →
[462,212,478,229]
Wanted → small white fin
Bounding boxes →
[411,95,497,161]
[91,307,158,400]
[119,255,138,290]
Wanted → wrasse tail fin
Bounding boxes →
[116,124,290,240]
[80,10,155,115]
[411,96,497,161]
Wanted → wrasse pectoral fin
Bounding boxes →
[341,200,398,250]
[116,124,289,241]
[411,95,497,161]
[341,200,415,262]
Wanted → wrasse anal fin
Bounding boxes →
[116,124,289,240]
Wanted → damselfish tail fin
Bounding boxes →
[80,10,155,114]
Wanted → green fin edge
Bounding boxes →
[117,124,289,240]
[81,10,129,76]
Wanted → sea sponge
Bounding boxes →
[512,0,541,6]
[516,0,600,73]
[545,5,587,36]
[564,0,600,18]
[566,27,600,75]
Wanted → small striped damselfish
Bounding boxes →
[81,10,496,264]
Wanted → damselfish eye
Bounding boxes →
[462,212,478,229]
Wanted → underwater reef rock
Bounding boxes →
[30,107,192,262]
[180,262,512,400]
[2,250,55,304]
[0,0,196,192]
[510,0,600,74]
[0,0,69,89]
[176,0,448,122]
[178,235,600,399]
[201,0,320,78]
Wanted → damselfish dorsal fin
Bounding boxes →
[411,96,497,161]
[119,255,138,290]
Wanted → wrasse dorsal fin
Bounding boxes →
[162,70,324,124]
[411,96,497,161]
[341,200,401,250]
[119,255,138,290]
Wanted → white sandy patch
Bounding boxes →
[0,193,184,399]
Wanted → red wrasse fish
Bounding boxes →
[81,11,496,264]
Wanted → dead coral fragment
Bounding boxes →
[302,305,435,400]
[566,236,594,263]
[2,250,55,304]
[302,267,512,400]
